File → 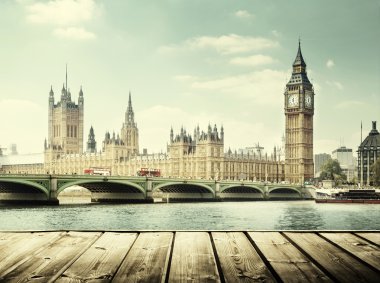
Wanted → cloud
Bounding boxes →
[326,80,343,90]
[159,34,278,55]
[53,27,96,40]
[25,0,97,26]
[230,54,275,67]
[190,69,288,105]
[326,59,335,68]
[22,0,99,40]
[235,10,252,18]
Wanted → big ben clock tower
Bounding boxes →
[284,41,315,184]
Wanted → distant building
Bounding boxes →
[314,153,331,177]
[0,153,44,174]
[9,144,18,155]
[358,121,380,186]
[44,66,84,162]
[332,146,356,181]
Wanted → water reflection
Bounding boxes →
[275,204,325,230]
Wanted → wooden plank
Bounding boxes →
[0,231,101,282]
[112,232,173,283]
[0,232,63,276]
[56,232,137,283]
[248,232,331,283]
[355,232,380,245]
[169,232,220,283]
[212,232,275,282]
[320,232,380,271]
[0,232,30,251]
[285,232,380,283]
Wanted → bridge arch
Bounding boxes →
[220,184,264,194]
[0,179,49,196]
[153,181,215,201]
[57,179,146,196]
[153,182,214,195]
[268,187,301,199]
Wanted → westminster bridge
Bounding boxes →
[0,174,315,204]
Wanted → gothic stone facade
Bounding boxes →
[41,85,284,181]
[284,42,315,184]
[4,44,317,183]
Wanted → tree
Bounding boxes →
[370,158,380,187]
[319,159,346,183]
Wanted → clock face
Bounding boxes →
[305,94,312,108]
[288,94,298,107]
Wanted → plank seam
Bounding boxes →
[244,232,283,283]
[164,231,176,283]
[317,232,380,274]
[209,232,226,283]
[47,231,104,283]
[280,232,339,283]
[109,232,140,282]
[354,233,380,248]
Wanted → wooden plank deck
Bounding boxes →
[0,231,379,282]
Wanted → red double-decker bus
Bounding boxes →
[84,167,111,176]
[137,168,161,177]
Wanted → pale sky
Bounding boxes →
[0,0,379,156]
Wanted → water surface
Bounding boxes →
[1,201,379,230]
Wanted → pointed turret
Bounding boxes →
[125,91,135,125]
[67,88,72,101]
[170,126,174,143]
[293,40,306,68]
[49,86,54,105]
[61,83,66,97]
[78,86,84,105]
[287,40,310,85]
[87,126,97,153]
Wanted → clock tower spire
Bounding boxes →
[284,41,315,184]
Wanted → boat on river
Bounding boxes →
[315,189,380,204]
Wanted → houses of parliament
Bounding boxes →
[1,43,315,184]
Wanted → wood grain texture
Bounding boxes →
[320,232,380,271]
[0,232,63,277]
[0,231,101,283]
[169,232,220,283]
[0,231,379,282]
[56,232,137,283]
[248,232,331,283]
[355,232,380,245]
[212,232,275,283]
[285,232,380,283]
[0,232,27,249]
[112,232,173,283]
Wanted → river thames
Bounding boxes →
[1,201,379,230]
